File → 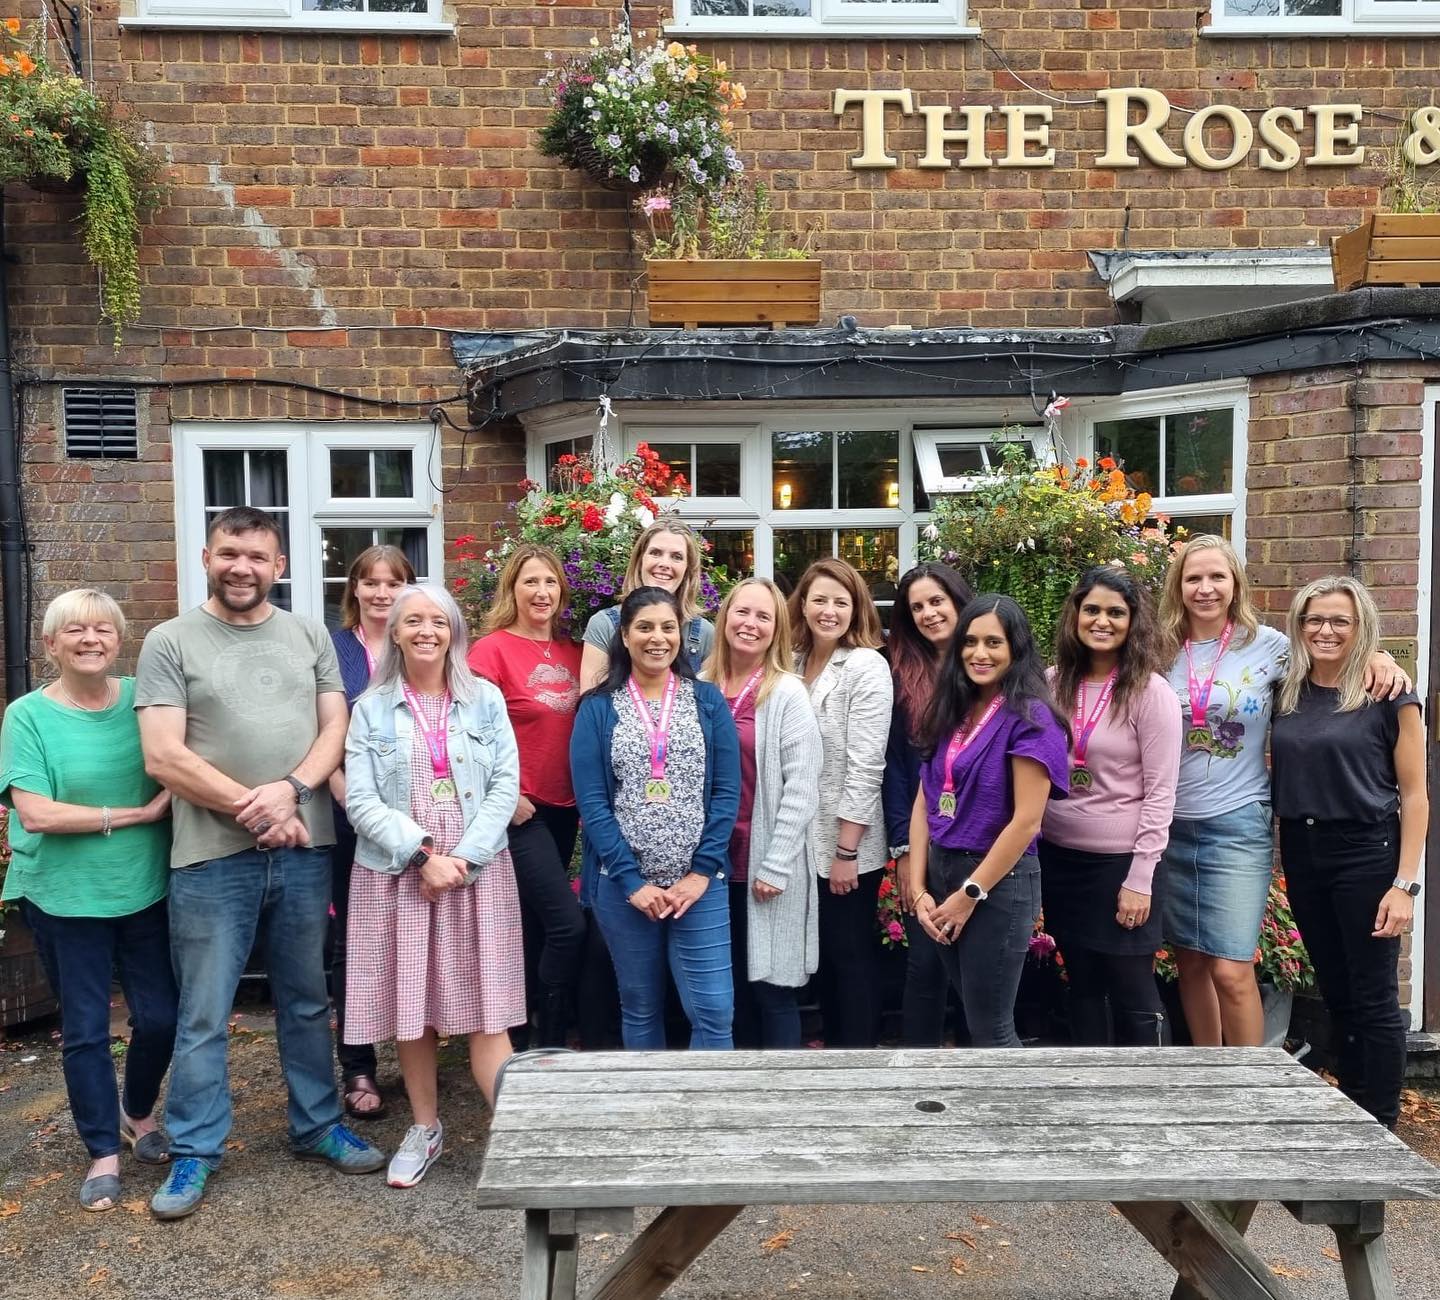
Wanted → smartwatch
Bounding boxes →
[961,878,989,902]
[284,774,313,806]
[407,845,431,871]
[1393,877,1422,898]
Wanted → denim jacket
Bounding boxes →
[344,677,520,881]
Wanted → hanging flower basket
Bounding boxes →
[566,134,669,193]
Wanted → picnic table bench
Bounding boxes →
[476,1046,1440,1300]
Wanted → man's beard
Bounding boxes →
[208,574,269,612]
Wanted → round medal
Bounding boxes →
[431,777,458,802]
[1185,725,1214,753]
[1070,766,1093,790]
[937,791,957,818]
[645,778,672,804]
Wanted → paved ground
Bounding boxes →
[3,1007,1440,1300]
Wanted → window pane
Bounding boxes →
[323,583,346,631]
[772,528,832,597]
[772,430,832,511]
[1286,0,1341,13]
[367,0,427,10]
[695,443,742,497]
[839,528,901,598]
[248,451,288,508]
[1166,513,1233,543]
[698,529,755,583]
[647,443,693,493]
[545,439,585,482]
[936,443,986,477]
[912,448,930,515]
[755,0,811,12]
[837,429,900,510]
[1224,0,1280,11]
[1165,408,1233,497]
[330,449,371,498]
[322,527,375,581]
[301,1,361,10]
[379,527,430,578]
[1094,417,1161,497]
[203,450,244,509]
[373,450,414,498]
[270,583,293,612]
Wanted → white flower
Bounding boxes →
[637,507,655,529]
[922,522,939,541]
[604,492,627,527]
[583,96,594,108]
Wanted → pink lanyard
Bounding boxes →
[727,668,765,718]
[626,672,678,797]
[401,685,452,781]
[937,694,1004,816]
[1073,668,1118,770]
[354,627,377,677]
[1183,620,1234,731]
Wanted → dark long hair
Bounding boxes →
[887,562,975,730]
[920,594,1068,755]
[588,586,698,697]
[1052,566,1162,723]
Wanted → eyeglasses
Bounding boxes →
[1300,615,1354,631]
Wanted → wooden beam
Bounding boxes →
[522,1209,557,1300]
[583,1205,743,1300]
[1116,1200,1296,1300]
[1171,1204,1257,1300]
[1333,1222,1397,1300]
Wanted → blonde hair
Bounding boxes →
[42,588,126,659]
[482,544,570,637]
[339,545,416,630]
[1158,534,1260,663]
[789,557,884,667]
[1279,576,1380,715]
[702,578,796,711]
[622,518,703,622]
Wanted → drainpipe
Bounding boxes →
[0,192,31,701]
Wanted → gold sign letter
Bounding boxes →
[1096,88,1186,169]
[1307,104,1364,166]
[834,88,915,169]
[998,106,1055,167]
[918,104,992,169]
[1258,107,1304,172]
[1182,104,1253,170]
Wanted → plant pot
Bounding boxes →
[0,907,58,1028]
[646,258,822,329]
[1260,981,1295,1049]
[1331,213,1440,292]
[566,136,668,193]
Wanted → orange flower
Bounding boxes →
[8,113,17,122]
[13,49,32,75]
[1075,457,1088,469]
[21,126,30,136]
[3,18,18,34]
[1098,456,1116,471]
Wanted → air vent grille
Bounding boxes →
[63,387,140,460]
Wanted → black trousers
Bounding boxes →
[330,822,376,1083]
[508,803,585,1046]
[901,909,954,1047]
[728,881,802,1049]
[1058,947,1167,1046]
[1279,814,1407,1129]
[816,868,884,1049]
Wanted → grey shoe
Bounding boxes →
[121,1116,170,1165]
[80,1172,121,1212]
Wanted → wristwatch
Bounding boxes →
[408,845,431,870]
[961,878,989,902]
[1393,877,1422,898]
[284,774,313,806]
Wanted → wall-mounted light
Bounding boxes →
[886,481,900,508]
[777,481,793,509]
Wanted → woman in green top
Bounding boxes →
[0,589,175,1212]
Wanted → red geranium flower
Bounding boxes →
[580,505,605,532]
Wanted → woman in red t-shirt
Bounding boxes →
[468,545,585,1047]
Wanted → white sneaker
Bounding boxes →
[387,1122,443,1188]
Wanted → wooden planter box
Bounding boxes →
[1331,213,1440,292]
[0,909,58,1028]
[646,259,822,329]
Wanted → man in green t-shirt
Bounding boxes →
[135,506,384,1220]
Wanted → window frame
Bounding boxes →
[913,425,1050,496]
[667,0,977,39]
[1206,0,1440,37]
[625,424,761,519]
[125,0,452,34]
[173,421,444,624]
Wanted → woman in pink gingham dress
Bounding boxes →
[344,583,525,1188]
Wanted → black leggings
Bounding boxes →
[1059,945,1167,1046]
[816,869,884,1049]
[330,821,377,1083]
[507,803,585,1044]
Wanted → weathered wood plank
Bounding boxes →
[1333,1223,1397,1300]
[1171,1203,1258,1300]
[1371,214,1440,238]
[498,1064,1318,1097]
[645,259,820,282]
[485,1122,1390,1164]
[1118,1201,1296,1300]
[1284,1200,1386,1231]
[522,1208,556,1300]
[583,1205,743,1300]
[548,1211,579,1300]
[476,1149,1440,1209]
[490,1085,1365,1132]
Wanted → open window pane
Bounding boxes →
[937,443,986,477]
[773,431,832,511]
[1165,408,1234,497]
[1094,417,1162,497]
[837,429,900,510]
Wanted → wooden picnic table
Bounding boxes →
[476,1046,1440,1300]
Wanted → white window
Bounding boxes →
[669,0,974,39]
[126,0,451,33]
[1069,384,1248,549]
[173,422,444,629]
[912,426,1048,499]
[1208,0,1440,35]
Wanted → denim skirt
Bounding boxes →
[1160,799,1273,962]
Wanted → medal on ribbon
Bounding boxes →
[627,672,679,806]
[936,695,1004,820]
[1183,621,1233,754]
[1069,668,1117,793]
[403,685,457,804]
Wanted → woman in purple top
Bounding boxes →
[909,595,1070,1048]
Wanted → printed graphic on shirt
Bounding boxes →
[528,661,580,714]
[212,639,317,726]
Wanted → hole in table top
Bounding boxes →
[915,1100,947,1114]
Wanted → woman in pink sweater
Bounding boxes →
[1040,567,1182,1046]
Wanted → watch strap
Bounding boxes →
[1393,877,1422,897]
[284,774,312,804]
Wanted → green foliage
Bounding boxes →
[0,21,164,344]
[920,438,1176,655]
[639,178,815,261]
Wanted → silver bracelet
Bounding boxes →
[101,806,112,837]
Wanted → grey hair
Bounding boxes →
[41,588,126,658]
[365,583,477,704]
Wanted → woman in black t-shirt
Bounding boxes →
[1271,576,1427,1129]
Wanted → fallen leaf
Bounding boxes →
[224,1139,245,1152]
[26,1171,63,1189]
[1271,1262,1308,1280]
[87,1268,110,1286]
[950,1256,968,1275]
[0,1202,20,1219]
[120,1200,148,1215]
[945,1231,978,1249]
[971,1214,995,1228]
[1321,1246,1341,1262]
[909,1265,930,1273]
[763,1229,793,1253]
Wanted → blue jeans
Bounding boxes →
[592,872,733,1050]
[166,846,341,1162]
[23,898,178,1160]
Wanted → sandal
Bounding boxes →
[120,1116,171,1166]
[80,1172,121,1212]
[343,1074,386,1122]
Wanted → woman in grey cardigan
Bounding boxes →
[790,558,894,1049]
[704,578,823,1048]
